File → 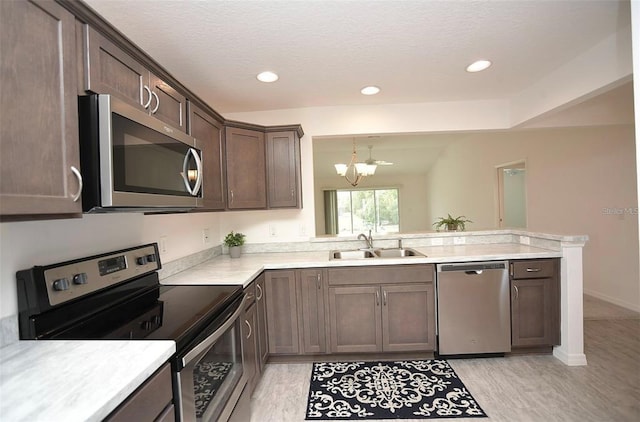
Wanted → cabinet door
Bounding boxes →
[149,74,187,131]
[83,25,147,110]
[266,131,300,208]
[328,286,382,353]
[265,270,299,354]
[242,302,259,394]
[511,279,555,347]
[381,284,435,352]
[1,0,82,216]
[298,269,326,354]
[225,127,266,209]
[255,274,268,369]
[189,103,225,210]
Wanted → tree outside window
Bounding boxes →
[335,188,399,234]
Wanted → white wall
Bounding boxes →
[424,125,639,311]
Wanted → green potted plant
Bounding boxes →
[433,214,473,232]
[224,231,246,258]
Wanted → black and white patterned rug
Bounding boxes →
[306,360,487,420]
[193,361,233,418]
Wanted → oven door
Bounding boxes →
[175,294,248,422]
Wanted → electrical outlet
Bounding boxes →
[203,228,211,244]
[269,225,277,237]
[160,236,168,253]
[520,236,530,245]
[453,237,466,245]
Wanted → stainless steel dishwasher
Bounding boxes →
[436,261,511,356]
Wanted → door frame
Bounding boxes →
[495,160,527,228]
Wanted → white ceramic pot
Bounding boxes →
[229,246,242,258]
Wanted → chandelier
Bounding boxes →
[334,139,377,187]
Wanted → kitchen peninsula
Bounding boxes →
[160,229,588,367]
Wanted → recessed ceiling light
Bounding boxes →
[361,86,381,95]
[257,71,279,83]
[466,60,492,73]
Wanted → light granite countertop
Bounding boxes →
[0,340,175,422]
[161,243,561,287]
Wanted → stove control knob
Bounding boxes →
[136,256,148,266]
[146,254,157,263]
[152,315,162,325]
[73,273,88,285]
[52,278,70,291]
[141,320,153,331]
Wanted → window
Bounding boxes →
[332,188,399,234]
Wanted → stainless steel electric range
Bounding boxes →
[16,243,247,422]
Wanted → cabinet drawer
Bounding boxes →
[328,265,433,286]
[106,363,172,422]
[511,259,557,279]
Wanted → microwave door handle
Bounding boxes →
[191,148,203,195]
[181,148,202,196]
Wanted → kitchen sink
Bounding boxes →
[374,247,424,258]
[330,250,376,260]
[330,247,425,260]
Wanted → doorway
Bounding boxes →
[497,161,527,228]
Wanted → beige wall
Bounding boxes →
[425,125,639,310]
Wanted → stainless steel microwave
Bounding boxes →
[79,94,203,212]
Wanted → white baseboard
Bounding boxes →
[553,347,588,366]
[583,289,640,313]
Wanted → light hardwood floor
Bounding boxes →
[249,297,640,421]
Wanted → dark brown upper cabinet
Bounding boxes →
[188,103,226,210]
[81,25,187,132]
[1,0,83,218]
[224,126,267,209]
[266,131,302,208]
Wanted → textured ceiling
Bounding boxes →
[83,0,630,114]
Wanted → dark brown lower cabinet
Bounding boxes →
[105,363,174,422]
[265,270,299,354]
[242,299,259,394]
[298,269,327,354]
[510,259,560,348]
[382,284,435,352]
[255,274,268,370]
[328,283,435,353]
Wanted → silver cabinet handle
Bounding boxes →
[383,290,387,306]
[230,190,234,203]
[375,290,380,306]
[291,188,294,198]
[513,285,519,301]
[245,320,252,339]
[526,268,541,272]
[181,148,203,196]
[142,85,152,109]
[70,166,83,202]
[150,91,160,114]
[316,273,321,289]
[256,283,263,300]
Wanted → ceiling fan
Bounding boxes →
[365,145,393,166]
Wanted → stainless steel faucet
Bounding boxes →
[358,230,373,249]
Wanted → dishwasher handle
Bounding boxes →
[437,261,508,272]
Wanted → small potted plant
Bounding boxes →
[433,214,473,232]
[224,231,246,258]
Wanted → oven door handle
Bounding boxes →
[181,294,247,367]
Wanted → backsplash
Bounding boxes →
[1,315,18,348]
